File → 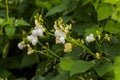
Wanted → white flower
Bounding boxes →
[34,25,45,37]
[86,34,95,42]
[35,25,44,31]
[32,30,38,36]
[17,43,24,50]
[55,30,66,38]
[27,35,34,42]
[59,37,65,44]
[17,41,25,50]
[31,39,38,46]
[37,28,43,37]
[27,35,38,46]
[32,29,43,37]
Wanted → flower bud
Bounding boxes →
[64,43,72,52]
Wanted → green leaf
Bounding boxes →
[44,2,53,10]
[102,43,120,59]
[97,3,113,21]
[35,0,45,7]
[82,0,92,6]
[46,0,70,16]
[51,74,69,80]
[15,19,30,26]
[63,0,78,15]
[3,18,14,26]
[2,42,9,58]
[50,0,62,5]
[111,9,120,22]
[95,62,113,77]
[60,57,74,71]
[36,60,52,75]
[65,47,83,60]
[114,56,120,80]
[0,67,12,78]
[104,20,120,34]
[0,18,4,25]
[46,4,66,17]
[0,56,21,69]
[85,24,103,37]
[70,60,94,76]
[52,44,64,53]
[73,22,94,34]
[103,0,119,4]
[20,54,36,68]
[5,25,16,39]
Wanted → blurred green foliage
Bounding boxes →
[0,0,120,80]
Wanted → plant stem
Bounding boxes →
[34,50,56,59]
[5,0,9,20]
[38,41,60,59]
[68,37,96,57]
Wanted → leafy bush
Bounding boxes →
[0,0,120,80]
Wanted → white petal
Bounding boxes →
[37,29,43,37]
[17,43,23,50]
[59,37,65,44]
[86,34,94,42]
[32,39,38,46]
[32,30,38,36]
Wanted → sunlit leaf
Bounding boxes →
[103,0,119,4]
[97,3,113,21]
[15,19,30,26]
[114,56,120,80]
[60,57,74,71]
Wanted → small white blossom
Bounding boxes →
[27,35,38,46]
[86,34,95,42]
[34,25,45,37]
[32,29,43,37]
[27,35,34,42]
[31,39,38,46]
[18,43,24,50]
[32,30,38,36]
[37,28,43,36]
[55,30,66,38]
[59,37,65,44]
[17,41,25,50]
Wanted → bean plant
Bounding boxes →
[0,0,120,80]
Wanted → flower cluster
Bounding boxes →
[27,19,45,46]
[54,18,71,44]
[17,15,45,55]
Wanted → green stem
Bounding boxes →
[95,40,101,48]
[5,0,9,20]
[68,37,96,57]
[34,50,56,59]
[38,41,60,59]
